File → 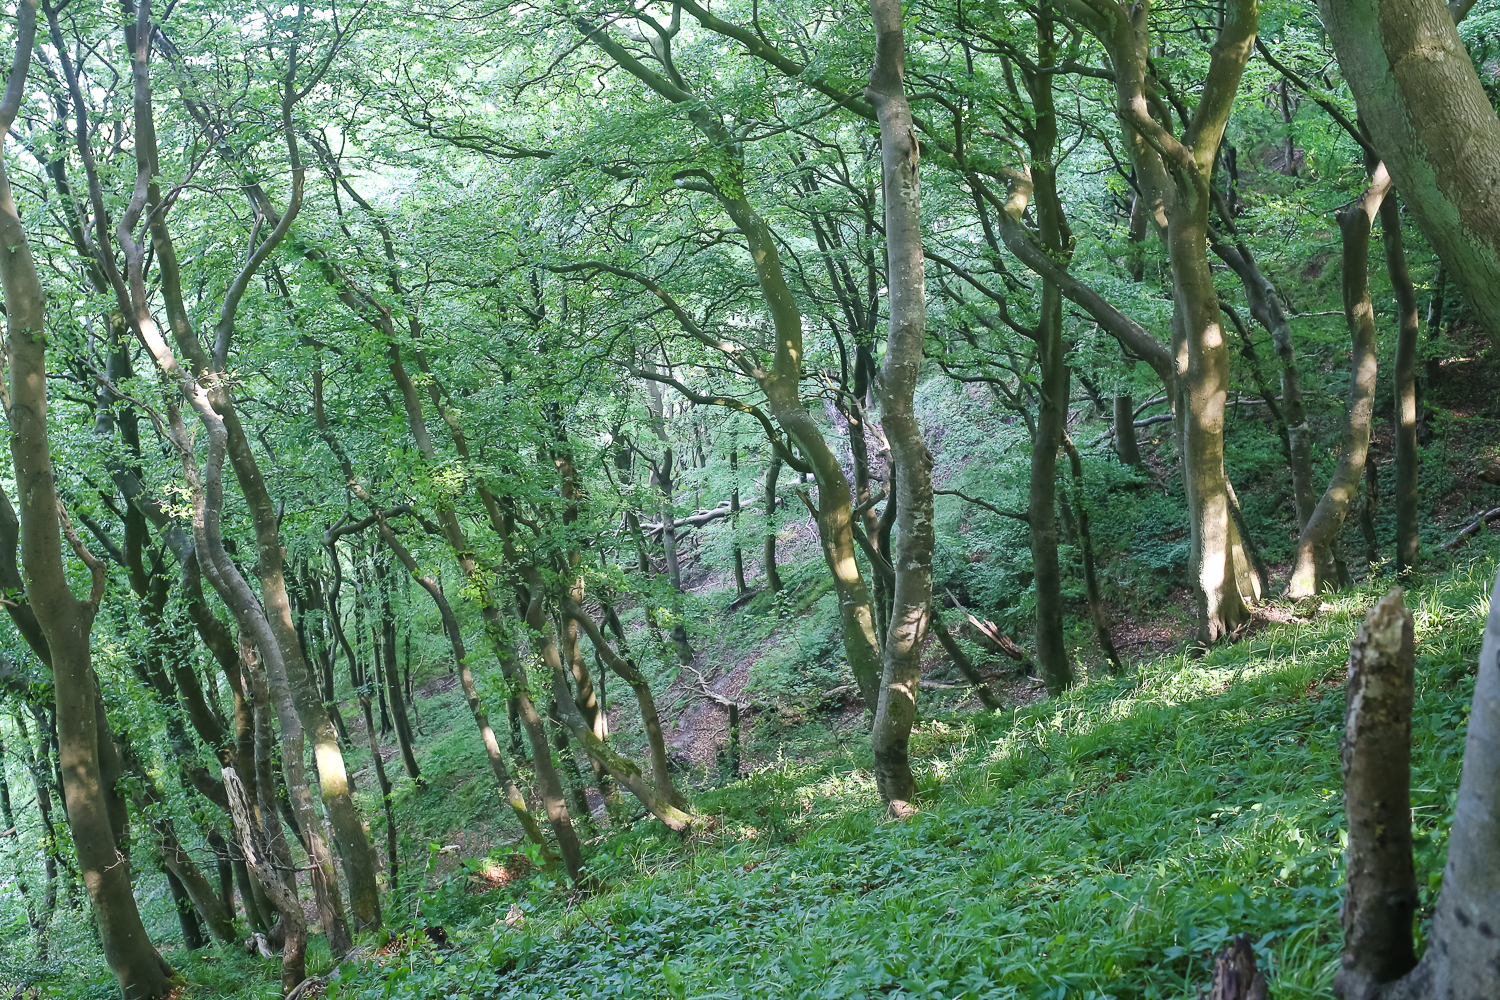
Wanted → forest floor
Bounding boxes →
[110,543,1494,1000]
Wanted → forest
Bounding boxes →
[0,0,1498,995]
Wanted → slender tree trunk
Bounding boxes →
[730,449,748,594]
[1424,264,1445,387]
[1062,433,1124,674]
[1381,196,1421,579]
[382,349,587,884]
[571,598,689,808]
[162,867,205,950]
[223,764,306,994]
[867,0,935,814]
[1212,222,1317,530]
[375,557,421,784]
[1113,393,1141,466]
[1289,166,1389,597]
[1031,296,1072,692]
[763,457,784,593]
[0,727,40,941]
[523,577,695,831]
[358,694,398,903]
[12,709,57,951]
[1022,12,1074,694]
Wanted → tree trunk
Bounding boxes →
[1289,166,1389,597]
[382,349,587,885]
[1212,221,1317,529]
[224,766,306,995]
[162,867,205,950]
[1062,433,1124,674]
[1113,393,1141,466]
[1172,213,1250,642]
[1381,196,1421,579]
[581,599,688,806]
[730,448,748,594]
[358,693,399,904]
[763,457,784,593]
[523,577,695,832]
[1092,0,1260,643]
[1332,578,1500,1000]
[1317,0,1500,346]
[375,557,421,784]
[1336,589,1419,996]
[867,0,935,815]
[12,709,58,952]
[0,7,171,992]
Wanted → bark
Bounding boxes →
[101,3,381,931]
[566,597,689,809]
[311,398,553,860]
[14,708,60,948]
[374,556,422,784]
[0,6,172,994]
[763,457,784,593]
[640,387,697,666]
[1084,0,1260,642]
[1331,574,1500,1000]
[0,726,40,941]
[929,607,1003,709]
[1062,434,1124,674]
[1381,196,1421,578]
[730,449,748,594]
[1113,393,1141,466]
[1424,264,1445,386]
[1336,589,1419,996]
[358,692,399,901]
[1289,167,1389,597]
[224,766,306,994]
[1206,934,1269,1000]
[1316,0,1500,346]
[866,0,934,815]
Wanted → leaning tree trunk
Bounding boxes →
[1333,581,1500,1000]
[1289,166,1389,597]
[1317,0,1500,347]
[0,7,172,995]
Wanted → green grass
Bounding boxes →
[9,552,1490,1000]
[315,559,1488,1000]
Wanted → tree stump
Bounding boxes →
[1203,934,1268,1000]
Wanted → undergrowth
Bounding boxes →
[12,551,1491,1000]
[310,558,1488,1000]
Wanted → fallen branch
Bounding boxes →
[639,500,735,534]
[1441,506,1500,550]
[933,489,1030,523]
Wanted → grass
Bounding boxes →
[315,557,1487,1000]
[7,551,1491,1000]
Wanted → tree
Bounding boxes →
[1336,584,1500,999]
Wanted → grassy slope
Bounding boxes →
[285,556,1489,1000]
